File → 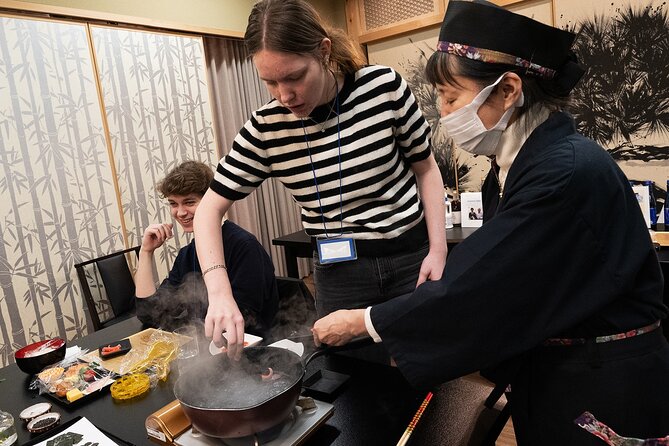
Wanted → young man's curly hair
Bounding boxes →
[156,160,214,198]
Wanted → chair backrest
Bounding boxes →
[270,276,317,341]
[74,246,140,331]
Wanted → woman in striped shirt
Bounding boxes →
[194,0,446,355]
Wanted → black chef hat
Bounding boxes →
[437,0,585,94]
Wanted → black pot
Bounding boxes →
[174,338,374,438]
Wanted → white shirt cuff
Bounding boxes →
[364,306,382,343]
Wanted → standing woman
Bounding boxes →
[312,0,669,443]
[194,0,446,353]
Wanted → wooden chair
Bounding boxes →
[74,246,141,331]
[408,374,511,446]
[268,276,317,342]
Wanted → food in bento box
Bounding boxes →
[53,381,74,398]
[83,375,114,394]
[63,363,87,380]
[37,366,64,384]
[66,388,84,402]
[33,359,116,405]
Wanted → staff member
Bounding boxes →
[194,0,446,353]
[312,1,669,443]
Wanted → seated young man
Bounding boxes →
[134,160,278,335]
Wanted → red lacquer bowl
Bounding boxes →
[15,338,67,375]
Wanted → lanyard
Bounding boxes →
[300,77,343,239]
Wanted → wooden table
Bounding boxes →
[272,226,480,278]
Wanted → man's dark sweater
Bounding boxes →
[136,221,278,335]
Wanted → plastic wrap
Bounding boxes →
[28,350,115,404]
[116,329,178,382]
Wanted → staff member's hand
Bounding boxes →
[312,309,367,347]
[141,223,173,252]
[205,293,245,360]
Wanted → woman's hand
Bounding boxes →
[193,190,239,357]
[141,223,173,253]
[205,294,245,360]
[416,249,446,286]
[312,309,367,347]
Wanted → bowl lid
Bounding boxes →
[20,402,52,421]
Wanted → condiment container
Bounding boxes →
[19,403,51,423]
[664,180,669,225]
[26,413,60,434]
[451,192,461,226]
[445,198,454,229]
[145,400,190,445]
[643,180,657,230]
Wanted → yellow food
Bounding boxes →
[110,373,151,401]
[66,388,84,402]
[38,367,64,384]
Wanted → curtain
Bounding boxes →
[203,36,311,278]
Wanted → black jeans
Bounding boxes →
[313,242,430,317]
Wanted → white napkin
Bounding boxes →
[268,339,305,357]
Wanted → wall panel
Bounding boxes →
[0,16,122,364]
[0,15,218,367]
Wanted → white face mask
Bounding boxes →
[440,73,524,156]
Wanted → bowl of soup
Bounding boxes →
[15,338,66,375]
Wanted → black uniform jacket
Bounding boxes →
[371,112,666,389]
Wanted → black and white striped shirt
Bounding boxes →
[211,65,432,255]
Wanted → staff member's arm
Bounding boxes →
[193,190,244,359]
[312,309,369,347]
[411,155,447,286]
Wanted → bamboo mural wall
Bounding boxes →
[90,26,216,279]
[0,15,215,367]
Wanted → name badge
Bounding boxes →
[316,236,357,264]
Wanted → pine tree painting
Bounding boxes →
[557,0,669,210]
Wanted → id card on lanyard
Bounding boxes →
[303,79,357,265]
[316,234,357,264]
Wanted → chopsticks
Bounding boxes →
[285,334,315,342]
[396,391,433,446]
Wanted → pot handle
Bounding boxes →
[303,336,376,366]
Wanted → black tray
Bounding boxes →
[40,362,117,408]
[98,338,132,359]
[43,380,114,408]
[302,369,349,401]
